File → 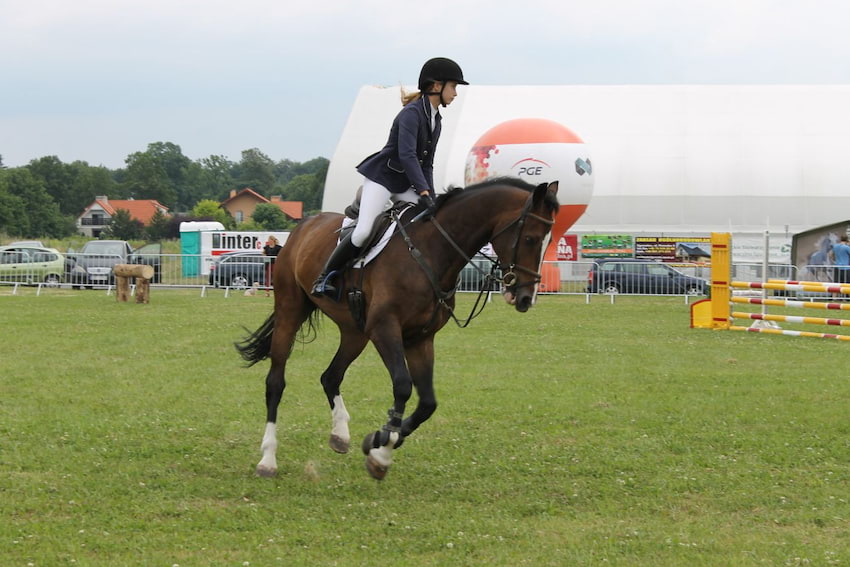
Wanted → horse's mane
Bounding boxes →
[435,176,559,213]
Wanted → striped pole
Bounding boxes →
[732,311,850,327]
[731,281,850,294]
[729,325,850,341]
[730,296,850,311]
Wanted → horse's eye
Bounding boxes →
[524,236,537,246]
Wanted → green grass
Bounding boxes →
[1,290,848,566]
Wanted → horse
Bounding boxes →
[236,177,560,480]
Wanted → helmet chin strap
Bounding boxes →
[426,83,448,107]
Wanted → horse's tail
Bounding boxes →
[235,312,276,366]
[235,306,323,366]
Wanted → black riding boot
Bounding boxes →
[310,235,361,298]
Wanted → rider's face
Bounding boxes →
[428,81,459,106]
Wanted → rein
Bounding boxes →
[392,191,554,329]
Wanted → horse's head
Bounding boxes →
[489,180,560,312]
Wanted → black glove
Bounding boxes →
[417,193,436,219]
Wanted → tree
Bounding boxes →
[198,155,236,201]
[122,142,191,209]
[282,173,323,211]
[69,162,117,215]
[103,209,144,240]
[145,209,170,241]
[0,168,72,238]
[237,148,275,195]
[252,203,294,231]
[122,150,175,207]
[191,199,233,228]
[0,175,28,236]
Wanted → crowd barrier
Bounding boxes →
[691,232,850,342]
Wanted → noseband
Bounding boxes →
[487,194,555,290]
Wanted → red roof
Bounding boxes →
[271,200,303,220]
[221,188,304,221]
[83,199,169,226]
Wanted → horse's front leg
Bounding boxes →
[321,332,369,454]
[362,325,413,480]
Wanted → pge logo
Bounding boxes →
[575,157,592,176]
[511,158,550,177]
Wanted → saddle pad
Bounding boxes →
[339,216,397,269]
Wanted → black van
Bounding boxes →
[587,258,707,295]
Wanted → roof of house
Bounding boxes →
[677,243,711,257]
[221,187,267,206]
[80,198,169,226]
[221,188,304,220]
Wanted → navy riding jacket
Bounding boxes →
[356,96,440,197]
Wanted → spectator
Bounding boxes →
[263,236,282,296]
[829,234,850,285]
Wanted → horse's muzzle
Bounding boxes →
[502,289,534,312]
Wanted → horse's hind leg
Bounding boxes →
[399,337,437,439]
[322,330,369,454]
[257,295,313,477]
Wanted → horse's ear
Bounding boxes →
[533,180,558,206]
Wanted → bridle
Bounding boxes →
[485,193,555,290]
[395,190,555,328]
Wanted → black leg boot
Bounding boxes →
[310,235,361,298]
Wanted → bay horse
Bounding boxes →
[236,177,560,480]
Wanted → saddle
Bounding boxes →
[340,192,416,263]
[339,190,418,330]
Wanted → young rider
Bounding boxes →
[311,57,469,298]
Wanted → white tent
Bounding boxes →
[324,84,850,242]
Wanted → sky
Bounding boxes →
[3,0,850,170]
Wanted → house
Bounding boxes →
[77,196,169,238]
[220,188,303,224]
[675,243,711,263]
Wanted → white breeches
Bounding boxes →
[351,179,419,248]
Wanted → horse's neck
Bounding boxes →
[427,193,507,271]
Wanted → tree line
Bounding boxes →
[0,143,329,241]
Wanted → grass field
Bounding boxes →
[1,289,848,566]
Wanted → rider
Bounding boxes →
[311,57,469,298]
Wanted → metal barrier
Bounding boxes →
[0,249,831,302]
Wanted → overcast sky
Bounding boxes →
[3,0,850,170]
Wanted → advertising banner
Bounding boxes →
[555,234,579,261]
[634,237,711,264]
[580,234,633,258]
[197,231,290,276]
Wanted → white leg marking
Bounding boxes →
[330,395,351,444]
[257,422,278,472]
[368,431,399,467]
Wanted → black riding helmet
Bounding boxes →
[418,57,469,107]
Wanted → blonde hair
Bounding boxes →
[400,86,422,106]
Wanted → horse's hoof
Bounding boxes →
[361,432,376,455]
[255,464,277,477]
[329,434,350,454]
[365,454,389,481]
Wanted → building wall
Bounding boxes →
[324,85,850,238]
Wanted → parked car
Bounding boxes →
[208,251,273,288]
[66,240,162,287]
[587,258,708,295]
[8,240,45,247]
[0,245,65,286]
